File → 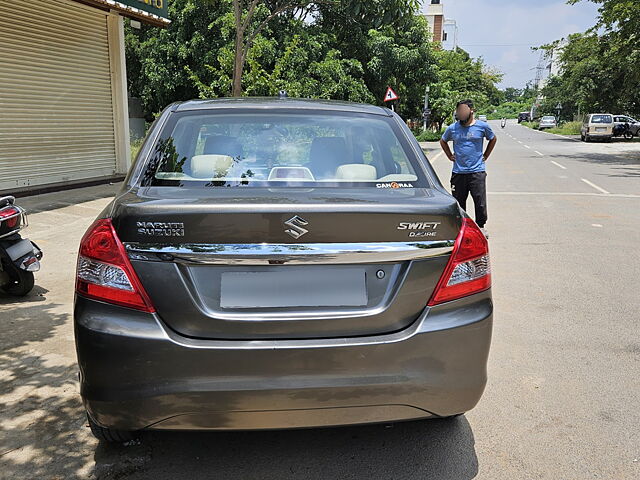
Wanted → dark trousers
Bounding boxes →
[451,172,488,227]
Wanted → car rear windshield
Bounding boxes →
[139,110,429,188]
[591,115,613,124]
[542,116,555,121]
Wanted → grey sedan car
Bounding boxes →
[538,116,557,130]
[75,98,493,442]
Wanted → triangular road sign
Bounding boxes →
[383,86,399,102]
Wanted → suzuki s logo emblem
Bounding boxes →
[284,215,309,239]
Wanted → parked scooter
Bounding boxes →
[0,196,43,296]
[612,122,634,140]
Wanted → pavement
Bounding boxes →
[1,121,639,479]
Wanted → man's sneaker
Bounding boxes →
[480,227,489,239]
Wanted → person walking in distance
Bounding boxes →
[439,100,497,237]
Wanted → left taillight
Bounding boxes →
[76,218,155,313]
[0,206,21,229]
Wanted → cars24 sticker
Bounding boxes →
[376,182,414,189]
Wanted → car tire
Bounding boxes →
[87,414,138,443]
[584,134,590,142]
[0,268,34,296]
[434,413,465,421]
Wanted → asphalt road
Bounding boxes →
[1,121,639,479]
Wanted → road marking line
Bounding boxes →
[581,178,610,194]
[523,145,531,149]
[535,151,544,156]
[592,224,603,228]
[487,192,639,198]
[429,151,445,164]
[517,140,523,144]
[550,160,566,170]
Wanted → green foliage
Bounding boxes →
[125,0,501,122]
[483,83,538,119]
[363,15,437,118]
[130,137,144,161]
[546,121,582,135]
[427,48,503,129]
[538,0,640,118]
[414,128,446,142]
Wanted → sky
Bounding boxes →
[421,0,601,88]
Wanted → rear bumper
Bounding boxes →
[74,292,493,431]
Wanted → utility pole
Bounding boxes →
[423,85,431,131]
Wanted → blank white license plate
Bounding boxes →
[220,268,367,308]
[596,127,606,132]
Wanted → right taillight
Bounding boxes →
[428,218,491,306]
[76,218,155,312]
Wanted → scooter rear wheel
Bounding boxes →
[1,268,34,296]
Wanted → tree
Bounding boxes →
[537,0,640,117]
[125,0,500,122]
[229,1,317,96]
[125,0,231,119]
[427,48,502,129]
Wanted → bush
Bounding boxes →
[521,121,540,130]
[414,128,446,142]
[546,121,582,135]
[130,137,144,160]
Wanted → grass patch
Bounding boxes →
[521,120,581,136]
[546,121,582,135]
[414,128,446,142]
[130,137,144,160]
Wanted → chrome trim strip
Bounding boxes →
[125,240,454,265]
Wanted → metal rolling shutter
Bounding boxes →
[0,0,117,191]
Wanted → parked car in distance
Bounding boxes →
[581,114,614,142]
[538,116,557,130]
[477,115,488,122]
[74,97,494,443]
[517,112,530,123]
[613,115,640,137]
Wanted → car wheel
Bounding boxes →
[585,134,590,142]
[581,133,585,141]
[87,414,138,443]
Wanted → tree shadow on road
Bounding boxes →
[0,302,96,479]
[548,150,640,178]
[92,417,478,480]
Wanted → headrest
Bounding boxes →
[335,164,377,181]
[188,154,234,179]
[203,135,242,159]
[308,137,349,179]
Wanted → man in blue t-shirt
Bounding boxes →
[439,99,497,235]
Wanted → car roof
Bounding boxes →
[173,97,392,116]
